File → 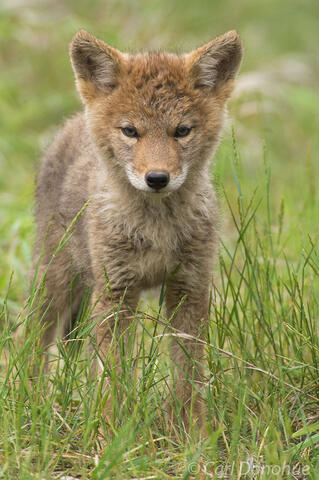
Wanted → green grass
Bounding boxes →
[1,0,319,478]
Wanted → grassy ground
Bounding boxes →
[1,0,319,478]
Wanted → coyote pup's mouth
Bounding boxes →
[143,190,172,199]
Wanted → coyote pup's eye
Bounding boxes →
[121,126,138,138]
[174,126,192,138]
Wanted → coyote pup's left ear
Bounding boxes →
[70,29,124,103]
[187,30,243,94]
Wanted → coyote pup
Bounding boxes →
[34,29,242,427]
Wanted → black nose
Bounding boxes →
[145,171,170,190]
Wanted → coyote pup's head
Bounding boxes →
[70,30,242,196]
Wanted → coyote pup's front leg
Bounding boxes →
[166,288,209,429]
[165,238,215,429]
[89,235,140,381]
[90,269,140,418]
[92,286,139,374]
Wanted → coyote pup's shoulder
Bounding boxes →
[34,29,242,429]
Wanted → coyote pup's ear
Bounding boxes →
[70,29,124,103]
[187,30,243,93]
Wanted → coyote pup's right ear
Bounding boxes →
[70,30,124,103]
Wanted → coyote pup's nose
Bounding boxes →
[145,171,170,190]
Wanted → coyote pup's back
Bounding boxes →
[34,29,243,429]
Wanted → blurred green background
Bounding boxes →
[1,0,319,307]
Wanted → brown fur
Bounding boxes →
[33,29,243,429]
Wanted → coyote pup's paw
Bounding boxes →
[163,387,207,436]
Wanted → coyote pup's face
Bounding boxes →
[70,30,242,196]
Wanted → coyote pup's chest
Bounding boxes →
[128,226,180,285]
[90,192,189,285]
